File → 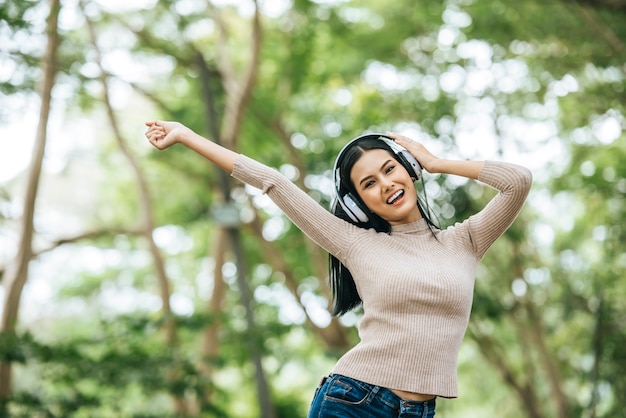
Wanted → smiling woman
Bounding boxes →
[145,119,532,417]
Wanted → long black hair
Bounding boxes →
[329,137,439,316]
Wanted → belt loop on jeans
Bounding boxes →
[317,375,329,388]
[365,384,381,404]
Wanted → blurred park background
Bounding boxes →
[1,0,626,416]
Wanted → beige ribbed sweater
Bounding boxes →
[232,155,532,398]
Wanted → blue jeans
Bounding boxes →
[307,374,436,418]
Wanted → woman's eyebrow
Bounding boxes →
[358,159,394,186]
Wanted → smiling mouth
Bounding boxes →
[387,190,404,204]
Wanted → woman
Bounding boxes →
[145,120,532,417]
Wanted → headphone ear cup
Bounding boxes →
[396,150,422,181]
[342,193,369,223]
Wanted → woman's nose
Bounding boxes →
[381,177,394,191]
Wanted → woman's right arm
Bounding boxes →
[145,120,357,258]
[145,120,238,173]
[231,154,357,258]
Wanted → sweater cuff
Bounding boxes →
[477,160,497,183]
[231,154,271,192]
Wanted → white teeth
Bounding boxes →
[387,190,403,204]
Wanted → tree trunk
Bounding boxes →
[588,291,604,418]
[0,0,61,403]
[196,2,276,415]
[525,301,571,418]
[199,228,228,407]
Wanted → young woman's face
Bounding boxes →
[349,149,422,225]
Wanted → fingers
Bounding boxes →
[146,129,163,141]
[386,131,399,140]
[386,131,415,147]
[145,121,165,137]
[145,129,164,143]
[145,120,164,136]
[387,132,442,172]
[144,121,167,149]
[386,131,407,141]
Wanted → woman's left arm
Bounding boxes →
[388,132,532,258]
[387,132,484,179]
[463,161,532,258]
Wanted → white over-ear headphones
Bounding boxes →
[332,133,422,223]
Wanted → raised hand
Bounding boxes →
[385,132,439,173]
[145,120,238,173]
[387,131,485,178]
[145,120,191,150]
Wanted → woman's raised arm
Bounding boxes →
[145,120,238,173]
[386,131,485,179]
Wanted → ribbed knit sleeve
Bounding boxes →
[465,161,532,259]
[231,154,356,259]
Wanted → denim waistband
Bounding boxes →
[325,374,436,412]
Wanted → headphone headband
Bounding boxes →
[332,133,422,223]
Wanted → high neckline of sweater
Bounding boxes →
[391,218,431,235]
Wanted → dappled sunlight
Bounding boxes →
[152,224,194,255]
[301,291,332,328]
[221,261,238,285]
[511,278,527,298]
[532,222,556,247]
[290,132,309,149]
[591,111,623,145]
[95,0,157,13]
[99,282,162,314]
[15,244,160,324]
[255,283,307,325]
[261,216,288,241]
[170,292,194,316]
[364,61,419,91]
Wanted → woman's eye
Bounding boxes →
[385,165,395,174]
[364,180,375,189]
